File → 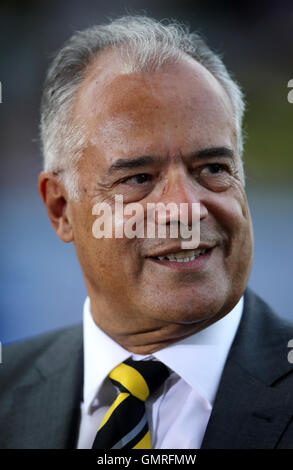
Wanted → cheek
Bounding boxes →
[220,181,250,225]
[225,199,253,279]
[207,187,253,252]
[207,189,254,296]
[76,221,141,281]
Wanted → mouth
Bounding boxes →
[147,246,215,270]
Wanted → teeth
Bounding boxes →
[156,248,207,262]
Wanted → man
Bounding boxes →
[1,15,293,449]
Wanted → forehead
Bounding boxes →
[74,51,236,157]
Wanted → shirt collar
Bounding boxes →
[153,297,243,404]
[82,296,243,412]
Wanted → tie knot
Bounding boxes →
[109,358,170,402]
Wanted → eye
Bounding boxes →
[196,162,232,191]
[121,173,153,185]
[204,163,228,174]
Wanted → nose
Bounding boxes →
[156,169,208,227]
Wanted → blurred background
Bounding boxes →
[1,0,292,344]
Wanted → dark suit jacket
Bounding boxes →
[1,287,293,449]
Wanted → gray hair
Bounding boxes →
[40,15,245,200]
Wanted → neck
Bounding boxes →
[88,296,226,354]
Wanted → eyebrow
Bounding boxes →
[192,146,235,160]
[107,155,160,175]
[106,146,234,175]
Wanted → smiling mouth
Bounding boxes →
[150,247,212,263]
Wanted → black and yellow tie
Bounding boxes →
[92,358,170,449]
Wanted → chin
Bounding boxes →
[140,279,240,326]
[148,295,227,326]
[156,285,237,324]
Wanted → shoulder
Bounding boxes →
[243,287,293,341]
[232,287,293,383]
[0,324,83,393]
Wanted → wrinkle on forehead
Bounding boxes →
[74,54,237,158]
[89,117,134,148]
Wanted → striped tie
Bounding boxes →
[92,358,170,449]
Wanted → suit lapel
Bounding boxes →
[7,325,83,449]
[201,288,293,449]
[201,356,293,448]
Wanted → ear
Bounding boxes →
[38,171,74,242]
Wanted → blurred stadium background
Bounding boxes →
[1,0,292,344]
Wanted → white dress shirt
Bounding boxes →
[77,296,243,449]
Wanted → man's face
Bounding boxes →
[67,53,253,350]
